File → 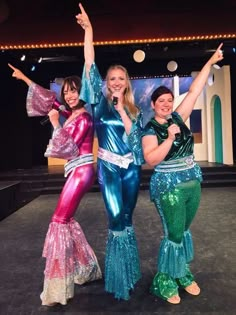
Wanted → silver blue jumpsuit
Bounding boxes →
[80,63,144,300]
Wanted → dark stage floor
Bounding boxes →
[0,187,235,315]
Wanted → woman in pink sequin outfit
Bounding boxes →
[8,64,102,306]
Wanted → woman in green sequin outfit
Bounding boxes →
[142,44,224,304]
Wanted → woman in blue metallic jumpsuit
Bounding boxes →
[142,44,224,304]
[76,4,144,300]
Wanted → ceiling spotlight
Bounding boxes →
[31,65,36,72]
[38,57,43,63]
[167,60,178,72]
[20,54,26,61]
[133,50,145,63]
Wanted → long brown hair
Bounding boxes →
[105,65,139,119]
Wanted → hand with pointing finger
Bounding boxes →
[8,63,33,86]
[75,3,91,30]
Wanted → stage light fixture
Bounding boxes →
[167,60,178,72]
[133,50,145,63]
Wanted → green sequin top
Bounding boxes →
[143,111,194,161]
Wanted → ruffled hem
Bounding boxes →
[158,238,186,279]
[151,264,195,300]
[158,230,194,279]
[105,227,141,300]
[177,264,195,288]
[150,272,179,300]
[183,230,194,263]
[41,218,102,306]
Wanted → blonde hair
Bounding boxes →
[105,65,139,119]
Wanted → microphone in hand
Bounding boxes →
[40,104,66,126]
[165,114,181,141]
[112,96,118,106]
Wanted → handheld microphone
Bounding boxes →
[40,104,66,126]
[165,114,181,141]
[112,96,118,105]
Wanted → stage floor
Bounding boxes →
[0,188,235,314]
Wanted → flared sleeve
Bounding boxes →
[26,82,57,116]
[44,113,93,161]
[79,63,103,105]
[44,127,78,160]
[122,111,145,165]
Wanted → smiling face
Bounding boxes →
[63,82,80,109]
[61,76,82,110]
[152,93,174,122]
[106,66,129,98]
[151,86,174,123]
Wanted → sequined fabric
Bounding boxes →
[105,227,141,300]
[157,231,194,279]
[150,272,179,300]
[150,264,195,300]
[98,147,134,169]
[44,126,78,160]
[26,81,101,306]
[122,112,145,165]
[27,83,70,118]
[142,113,202,300]
[152,180,200,279]
[126,226,141,284]
[150,161,202,201]
[80,62,144,166]
[64,154,94,177]
[44,112,94,162]
[27,82,57,116]
[41,218,102,306]
[80,63,103,105]
[80,62,143,300]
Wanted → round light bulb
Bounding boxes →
[133,50,145,63]
[167,60,178,72]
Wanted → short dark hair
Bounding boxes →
[151,86,174,103]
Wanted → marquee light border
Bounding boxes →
[1,34,235,50]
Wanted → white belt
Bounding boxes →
[154,155,195,173]
[98,147,134,169]
[64,154,94,177]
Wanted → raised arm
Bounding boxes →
[8,63,57,116]
[8,63,33,86]
[176,43,224,122]
[75,3,94,76]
